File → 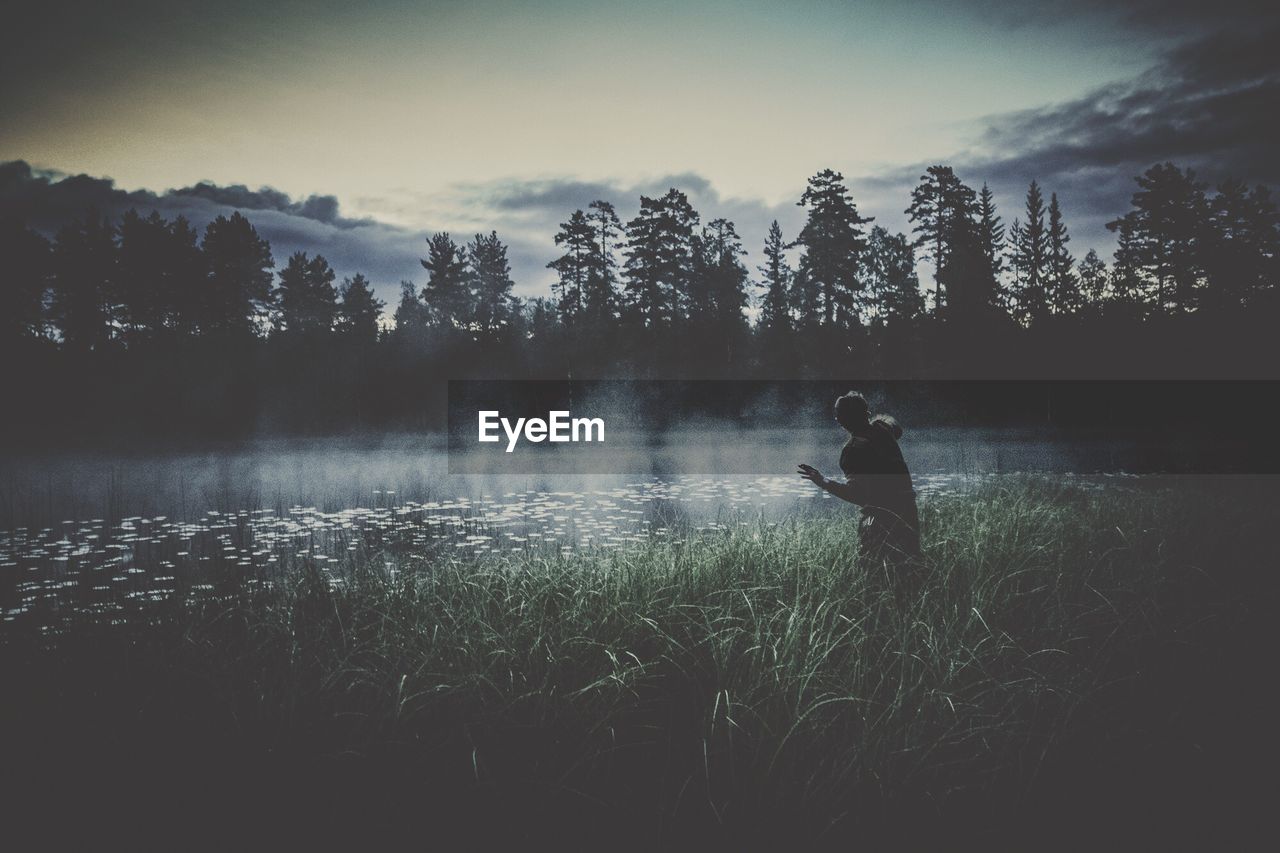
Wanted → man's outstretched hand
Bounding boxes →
[797,463,825,486]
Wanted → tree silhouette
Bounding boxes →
[584,200,623,326]
[51,208,117,351]
[548,210,594,321]
[392,280,429,344]
[1046,193,1079,314]
[421,232,469,331]
[117,209,204,339]
[467,231,517,339]
[905,166,974,318]
[0,220,50,342]
[688,218,749,365]
[1108,214,1147,317]
[977,183,1005,288]
[757,220,792,335]
[274,251,338,335]
[863,226,924,326]
[1008,181,1049,325]
[794,169,871,329]
[1077,249,1108,309]
[624,189,699,329]
[201,212,275,336]
[1203,180,1279,310]
[165,217,205,335]
[337,273,384,343]
[1108,163,1209,314]
[10,157,1280,439]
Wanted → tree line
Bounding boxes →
[2,161,1277,439]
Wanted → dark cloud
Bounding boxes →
[170,182,373,229]
[0,160,421,303]
[480,173,717,216]
[962,0,1277,34]
[850,20,1280,261]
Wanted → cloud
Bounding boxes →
[169,183,374,229]
[847,20,1280,261]
[0,160,425,303]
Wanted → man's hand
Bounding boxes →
[797,463,826,486]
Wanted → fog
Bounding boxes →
[0,424,1233,529]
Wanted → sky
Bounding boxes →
[2,0,1277,305]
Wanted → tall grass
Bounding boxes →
[1,477,1272,847]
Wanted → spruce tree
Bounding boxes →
[1046,193,1078,314]
[1008,181,1049,325]
[977,183,1005,285]
[757,220,792,334]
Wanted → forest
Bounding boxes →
[2,162,1277,441]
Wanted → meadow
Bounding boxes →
[1,475,1274,848]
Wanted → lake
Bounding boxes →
[0,427,1246,627]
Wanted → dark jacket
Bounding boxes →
[838,419,918,525]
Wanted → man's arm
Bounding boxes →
[797,464,868,505]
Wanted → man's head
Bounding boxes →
[833,391,870,431]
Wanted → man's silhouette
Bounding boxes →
[798,391,921,564]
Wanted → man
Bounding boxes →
[798,391,922,565]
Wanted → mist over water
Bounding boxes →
[0,423,1239,530]
[0,424,1169,628]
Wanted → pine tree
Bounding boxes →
[701,218,750,329]
[200,212,274,336]
[863,226,924,325]
[420,232,469,330]
[1108,214,1147,315]
[905,165,974,317]
[757,220,792,334]
[548,210,594,321]
[793,169,871,329]
[1077,249,1108,309]
[583,200,623,326]
[467,231,517,338]
[393,280,429,337]
[977,183,1005,285]
[1203,180,1279,309]
[1046,193,1079,314]
[274,251,337,335]
[337,273,384,343]
[1008,181,1049,325]
[623,189,699,328]
[1107,163,1209,314]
